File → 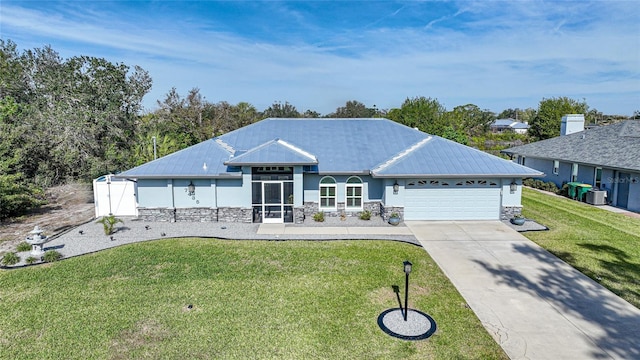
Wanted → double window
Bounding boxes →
[318,176,364,210]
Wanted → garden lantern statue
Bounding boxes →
[25,226,51,257]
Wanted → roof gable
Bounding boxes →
[503,120,640,172]
[225,139,318,165]
[374,136,543,177]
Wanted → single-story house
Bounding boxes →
[490,118,530,134]
[117,118,542,223]
[502,117,640,212]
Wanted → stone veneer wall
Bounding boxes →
[175,208,217,222]
[501,206,523,220]
[138,208,176,222]
[303,201,381,218]
[216,207,252,223]
[380,203,404,221]
[294,207,305,224]
[138,207,252,222]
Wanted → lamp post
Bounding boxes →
[403,260,412,321]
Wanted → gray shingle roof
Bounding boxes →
[119,118,543,178]
[502,120,640,172]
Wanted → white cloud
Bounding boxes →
[1,1,638,115]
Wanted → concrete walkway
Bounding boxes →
[257,223,413,236]
[406,220,640,360]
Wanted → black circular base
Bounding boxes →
[377,308,436,341]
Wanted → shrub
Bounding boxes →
[25,256,38,265]
[43,250,62,263]
[313,212,325,222]
[522,178,559,194]
[16,241,31,252]
[359,210,371,220]
[557,184,569,197]
[96,215,123,235]
[1,252,20,266]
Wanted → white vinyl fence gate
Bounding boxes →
[93,175,138,217]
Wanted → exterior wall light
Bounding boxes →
[510,181,517,194]
[187,181,196,196]
[393,181,399,195]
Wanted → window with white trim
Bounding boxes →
[319,177,337,210]
[571,163,578,182]
[553,160,559,175]
[345,176,363,210]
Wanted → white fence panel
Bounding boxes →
[93,175,138,217]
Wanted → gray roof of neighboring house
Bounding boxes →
[510,122,530,129]
[492,118,529,129]
[119,118,543,178]
[492,118,517,127]
[502,120,640,172]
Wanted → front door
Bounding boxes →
[262,181,284,223]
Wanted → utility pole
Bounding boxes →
[152,136,157,160]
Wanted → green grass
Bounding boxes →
[0,239,506,359]
[522,188,640,308]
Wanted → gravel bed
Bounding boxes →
[5,217,418,268]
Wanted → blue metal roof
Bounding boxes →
[119,118,543,178]
[118,138,238,178]
[373,136,543,177]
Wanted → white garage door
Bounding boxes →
[404,179,501,220]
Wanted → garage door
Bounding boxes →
[404,179,501,220]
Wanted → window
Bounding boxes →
[319,177,336,210]
[595,168,602,189]
[345,176,363,210]
[553,160,559,175]
[571,163,579,182]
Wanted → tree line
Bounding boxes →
[1,40,636,219]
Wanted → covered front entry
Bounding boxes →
[252,167,294,223]
[404,179,501,220]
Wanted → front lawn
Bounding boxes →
[521,188,640,308]
[0,239,506,359]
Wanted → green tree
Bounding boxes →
[302,109,321,118]
[529,97,589,140]
[386,96,448,136]
[446,104,495,137]
[331,100,376,118]
[262,101,300,118]
[497,108,536,124]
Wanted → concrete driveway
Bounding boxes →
[406,221,640,360]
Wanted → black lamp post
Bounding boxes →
[403,260,412,321]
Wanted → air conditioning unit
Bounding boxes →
[585,190,607,205]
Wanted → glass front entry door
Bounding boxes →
[262,181,283,223]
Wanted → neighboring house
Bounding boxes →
[502,116,640,212]
[491,118,530,134]
[117,118,542,223]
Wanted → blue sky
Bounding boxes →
[1,1,639,115]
